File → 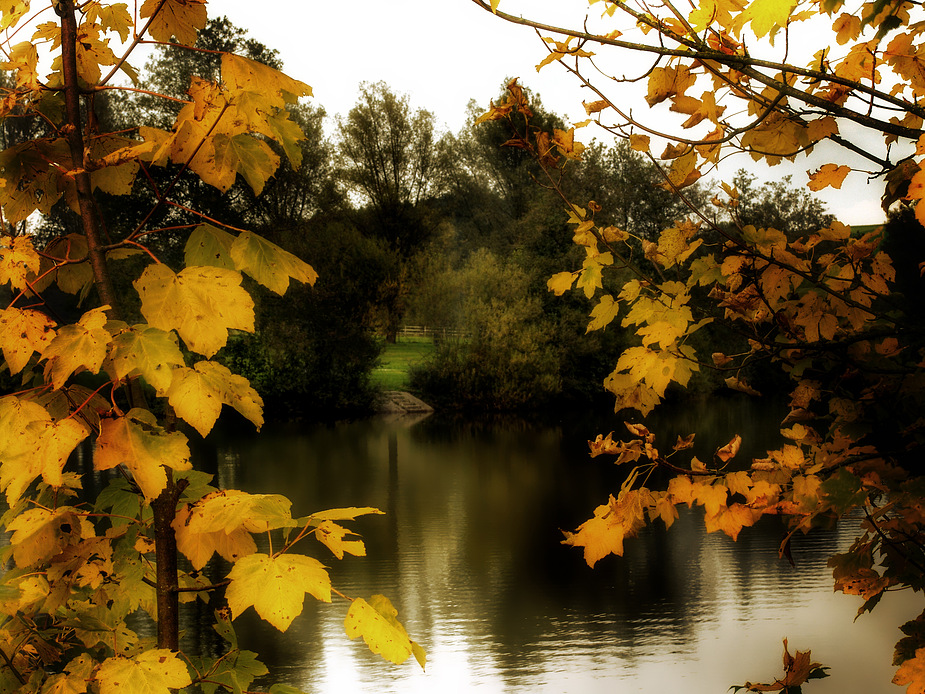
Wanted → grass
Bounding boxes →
[370,336,435,390]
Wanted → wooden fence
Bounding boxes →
[398,325,469,340]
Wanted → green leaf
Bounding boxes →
[230,231,318,295]
[97,649,192,694]
[134,264,254,358]
[167,360,263,437]
[184,224,236,270]
[220,134,280,196]
[94,408,191,501]
[344,595,426,669]
[820,468,869,512]
[226,553,331,631]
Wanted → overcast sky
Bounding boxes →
[209,0,886,225]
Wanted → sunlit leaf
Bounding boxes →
[344,595,426,668]
[94,408,191,501]
[226,553,331,631]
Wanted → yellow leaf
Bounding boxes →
[185,490,293,535]
[230,231,318,295]
[548,271,577,296]
[226,553,331,631]
[94,409,191,501]
[222,53,312,110]
[307,507,384,521]
[7,506,83,568]
[704,503,761,540]
[344,595,426,669]
[736,0,798,38]
[561,489,647,566]
[315,520,366,560]
[0,234,40,291]
[134,264,255,358]
[172,505,256,570]
[694,482,729,516]
[587,294,620,332]
[41,307,112,390]
[807,163,850,191]
[0,307,55,374]
[139,0,206,45]
[167,361,264,437]
[629,134,651,152]
[97,649,192,694]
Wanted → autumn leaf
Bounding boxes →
[167,360,263,437]
[226,553,331,631]
[808,163,850,191]
[0,234,40,290]
[344,595,426,669]
[314,521,367,560]
[7,506,83,568]
[172,505,256,570]
[97,650,192,694]
[716,434,743,462]
[306,507,385,522]
[704,503,761,540]
[548,271,577,296]
[139,0,206,45]
[735,0,799,39]
[742,638,828,691]
[184,223,236,270]
[587,294,620,332]
[894,647,925,694]
[561,489,647,566]
[230,231,318,295]
[0,307,55,374]
[134,264,254,358]
[94,408,192,501]
[184,490,294,535]
[107,323,185,395]
[42,307,112,389]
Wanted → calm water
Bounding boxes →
[192,401,917,694]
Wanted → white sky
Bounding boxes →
[210,0,887,225]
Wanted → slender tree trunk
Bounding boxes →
[58,0,120,318]
[59,0,181,652]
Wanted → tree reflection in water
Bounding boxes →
[188,400,915,694]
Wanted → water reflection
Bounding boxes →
[203,403,918,694]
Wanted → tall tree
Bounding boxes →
[337,82,445,340]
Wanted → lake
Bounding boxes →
[193,399,917,694]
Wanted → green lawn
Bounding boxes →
[370,336,435,390]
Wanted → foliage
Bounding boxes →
[476,0,925,689]
[0,2,422,692]
[336,82,446,341]
[409,248,561,409]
